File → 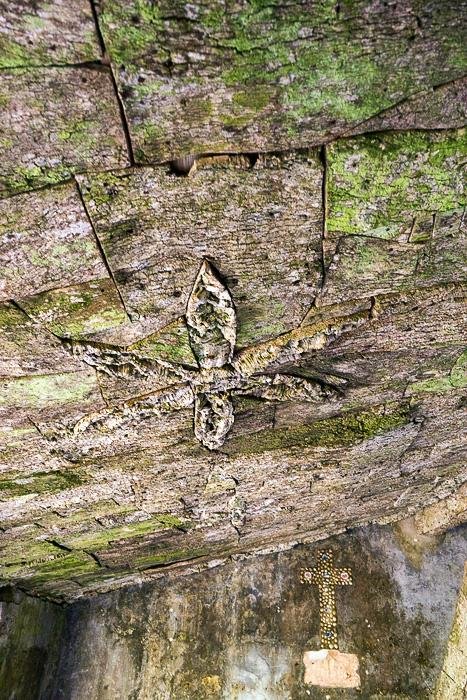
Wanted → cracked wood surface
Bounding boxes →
[76,152,323,345]
[0,0,100,67]
[98,0,467,161]
[50,266,370,452]
[0,1,466,601]
[0,141,465,598]
[0,66,129,197]
[0,183,109,299]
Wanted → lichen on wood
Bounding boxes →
[0,0,465,604]
[98,0,467,160]
[0,67,128,197]
[77,153,323,346]
[0,0,100,68]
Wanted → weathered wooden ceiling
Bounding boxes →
[0,0,466,602]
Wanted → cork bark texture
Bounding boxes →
[0,0,466,602]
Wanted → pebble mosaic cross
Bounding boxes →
[301,549,353,649]
[53,259,371,450]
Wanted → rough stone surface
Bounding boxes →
[0,183,108,299]
[345,76,467,135]
[326,129,466,241]
[434,561,467,700]
[0,590,66,700]
[0,523,465,699]
[98,0,467,161]
[0,66,129,196]
[0,3,466,697]
[414,483,467,537]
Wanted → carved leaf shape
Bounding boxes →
[194,391,234,450]
[186,260,236,369]
[65,339,191,383]
[233,309,369,376]
[236,374,340,403]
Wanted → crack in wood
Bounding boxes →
[87,0,135,165]
[74,178,132,322]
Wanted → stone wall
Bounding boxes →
[1,522,465,699]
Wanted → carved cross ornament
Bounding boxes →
[300,549,360,689]
[62,260,369,450]
[301,549,353,650]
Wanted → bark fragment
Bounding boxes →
[0,67,128,197]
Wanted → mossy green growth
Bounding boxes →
[23,552,99,584]
[19,279,127,339]
[129,319,196,366]
[96,0,467,162]
[0,15,98,68]
[100,0,166,66]
[409,351,467,394]
[220,86,275,128]
[37,500,137,529]
[450,351,467,388]
[78,171,127,213]
[0,372,97,408]
[223,403,411,455]
[0,538,63,571]
[236,302,287,348]
[213,1,464,127]
[132,121,170,162]
[327,130,466,236]
[0,37,49,68]
[1,164,73,198]
[57,118,94,145]
[0,469,83,498]
[214,0,384,127]
[60,514,190,551]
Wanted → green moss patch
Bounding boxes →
[100,0,466,160]
[0,371,97,409]
[22,552,99,584]
[327,130,466,237]
[59,514,190,551]
[1,164,74,198]
[99,0,165,67]
[236,303,287,348]
[223,403,412,455]
[129,319,196,366]
[0,538,63,571]
[0,469,84,499]
[409,351,467,394]
[37,500,137,530]
[19,279,127,339]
